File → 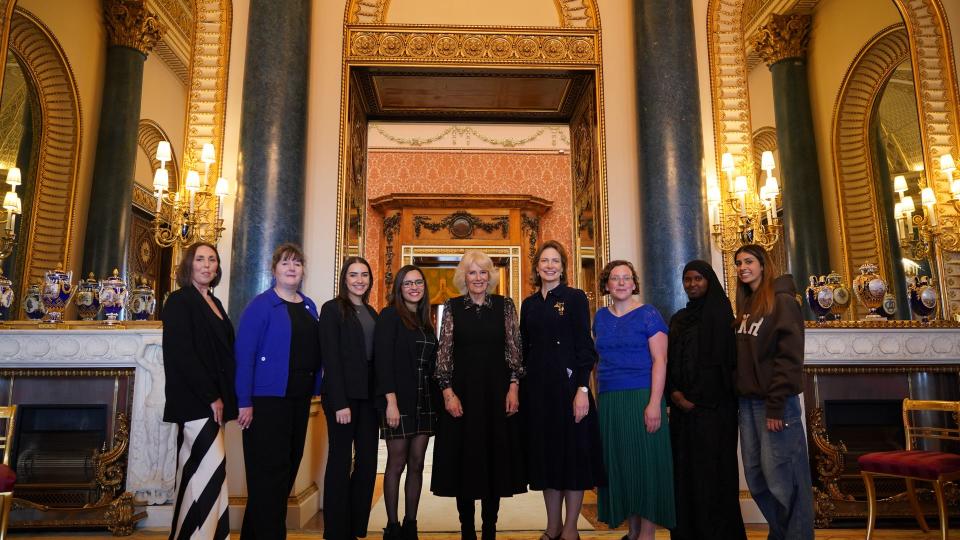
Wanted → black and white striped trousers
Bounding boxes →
[169,417,230,540]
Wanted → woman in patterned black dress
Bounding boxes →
[374,265,438,540]
[432,250,526,540]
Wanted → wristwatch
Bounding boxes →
[578,386,589,393]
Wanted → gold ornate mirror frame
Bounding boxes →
[337,0,610,298]
[832,25,912,318]
[0,0,230,301]
[707,0,960,316]
[6,7,81,303]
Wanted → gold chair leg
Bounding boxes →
[862,472,878,540]
[905,478,931,532]
[0,491,12,540]
[933,479,949,540]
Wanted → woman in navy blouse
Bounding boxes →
[520,240,603,540]
[593,260,675,540]
[235,243,322,538]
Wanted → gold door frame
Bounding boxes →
[337,2,610,296]
[401,244,523,308]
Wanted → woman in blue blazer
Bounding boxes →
[235,243,321,539]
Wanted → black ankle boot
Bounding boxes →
[401,518,418,540]
[383,521,401,540]
[481,522,496,540]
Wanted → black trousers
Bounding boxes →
[240,395,312,540]
[322,398,379,540]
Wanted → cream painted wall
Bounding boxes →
[387,0,560,26]
[133,55,188,189]
[748,62,776,133]
[596,0,641,272]
[17,0,106,281]
[807,0,902,272]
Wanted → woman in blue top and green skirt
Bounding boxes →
[593,260,675,540]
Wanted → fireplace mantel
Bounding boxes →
[805,326,960,365]
[0,323,173,505]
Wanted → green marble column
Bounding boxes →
[228,0,311,320]
[634,0,710,321]
[869,122,910,319]
[81,0,163,281]
[755,14,829,318]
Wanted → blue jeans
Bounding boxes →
[739,396,815,540]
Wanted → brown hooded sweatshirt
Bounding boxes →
[735,275,804,420]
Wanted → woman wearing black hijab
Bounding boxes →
[666,261,746,540]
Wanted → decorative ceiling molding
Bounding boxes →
[148,0,192,86]
[180,0,230,179]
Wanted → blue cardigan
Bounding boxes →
[235,288,321,407]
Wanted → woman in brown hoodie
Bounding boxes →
[733,244,814,540]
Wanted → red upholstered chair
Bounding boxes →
[859,399,960,540]
[0,406,15,540]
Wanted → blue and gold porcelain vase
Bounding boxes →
[128,277,156,321]
[75,272,100,321]
[825,271,852,321]
[853,262,887,321]
[908,275,938,322]
[99,269,127,324]
[805,275,834,323]
[0,269,13,321]
[23,281,44,320]
[41,265,74,323]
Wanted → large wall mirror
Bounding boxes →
[0,48,37,290]
[717,0,960,320]
[0,0,231,318]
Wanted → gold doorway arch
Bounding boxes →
[337,0,610,302]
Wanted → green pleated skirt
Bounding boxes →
[597,388,676,528]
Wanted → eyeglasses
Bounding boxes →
[608,275,634,283]
[401,279,425,288]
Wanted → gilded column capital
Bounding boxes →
[103,0,165,55]
[753,14,812,66]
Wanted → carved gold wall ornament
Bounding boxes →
[382,212,401,290]
[347,28,599,66]
[413,211,510,239]
[344,0,599,28]
[520,214,540,261]
[752,13,811,66]
[103,0,166,56]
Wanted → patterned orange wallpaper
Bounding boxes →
[365,150,573,306]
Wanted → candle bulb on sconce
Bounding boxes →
[921,187,937,227]
[710,150,781,253]
[150,141,230,248]
[721,152,735,193]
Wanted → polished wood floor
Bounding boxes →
[4,528,944,538]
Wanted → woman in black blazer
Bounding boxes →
[374,265,438,540]
[320,256,380,540]
[162,242,237,540]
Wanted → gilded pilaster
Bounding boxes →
[753,14,811,66]
[103,0,165,56]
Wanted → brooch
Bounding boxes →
[554,301,565,316]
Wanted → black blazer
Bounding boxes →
[162,285,238,423]
[319,299,379,411]
[373,306,435,414]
